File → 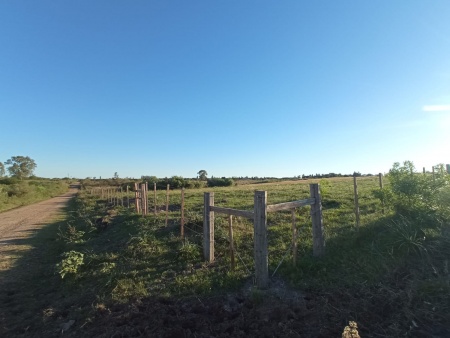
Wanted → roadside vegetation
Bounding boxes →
[0,155,70,212]
[0,178,70,212]
[0,161,449,337]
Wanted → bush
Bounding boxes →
[7,182,31,197]
[207,177,234,187]
[374,161,450,225]
[185,180,206,189]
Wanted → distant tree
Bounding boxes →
[0,162,5,177]
[5,156,37,179]
[113,172,119,179]
[197,170,208,181]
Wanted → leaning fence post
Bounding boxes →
[203,192,214,262]
[254,190,268,289]
[310,183,325,257]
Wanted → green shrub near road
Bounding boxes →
[0,178,69,212]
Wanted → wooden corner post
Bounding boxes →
[203,192,215,262]
[254,190,268,289]
[310,183,325,257]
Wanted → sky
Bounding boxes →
[1,1,449,179]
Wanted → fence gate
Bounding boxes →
[203,183,324,289]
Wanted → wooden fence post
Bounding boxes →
[154,183,157,215]
[254,190,268,289]
[145,182,149,215]
[228,215,235,270]
[203,192,214,262]
[134,183,140,213]
[310,183,325,257]
[126,186,130,208]
[181,188,185,240]
[165,184,170,226]
[292,210,297,265]
[353,176,360,227]
[141,183,147,216]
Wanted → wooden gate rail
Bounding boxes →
[209,206,254,219]
[267,198,315,212]
[203,183,324,289]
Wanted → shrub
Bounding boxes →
[207,177,234,187]
[7,182,31,197]
[375,161,450,225]
[56,251,84,279]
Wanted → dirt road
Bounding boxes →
[0,184,79,280]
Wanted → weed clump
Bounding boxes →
[342,321,360,338]
[56,250,84,279]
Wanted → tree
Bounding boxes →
[113,172,119,179]
[0,162,5,177]
[197,170,208,181]
[5,156,37,179]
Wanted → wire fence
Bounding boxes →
[85,176,389,286]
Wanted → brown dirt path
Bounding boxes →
[0,184,79,283]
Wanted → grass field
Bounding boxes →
[1,172,449,337]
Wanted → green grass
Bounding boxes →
[1,175,449,337]
[74,177,389,298]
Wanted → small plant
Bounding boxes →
[387,216,427,257]
[126,233,161,258]
[342,321,361,338]
[57,224,85,244]
[177,240,200,263]
[56,251,84,279]
[99,262,116,274]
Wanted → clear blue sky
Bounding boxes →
[1,1,449,179]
